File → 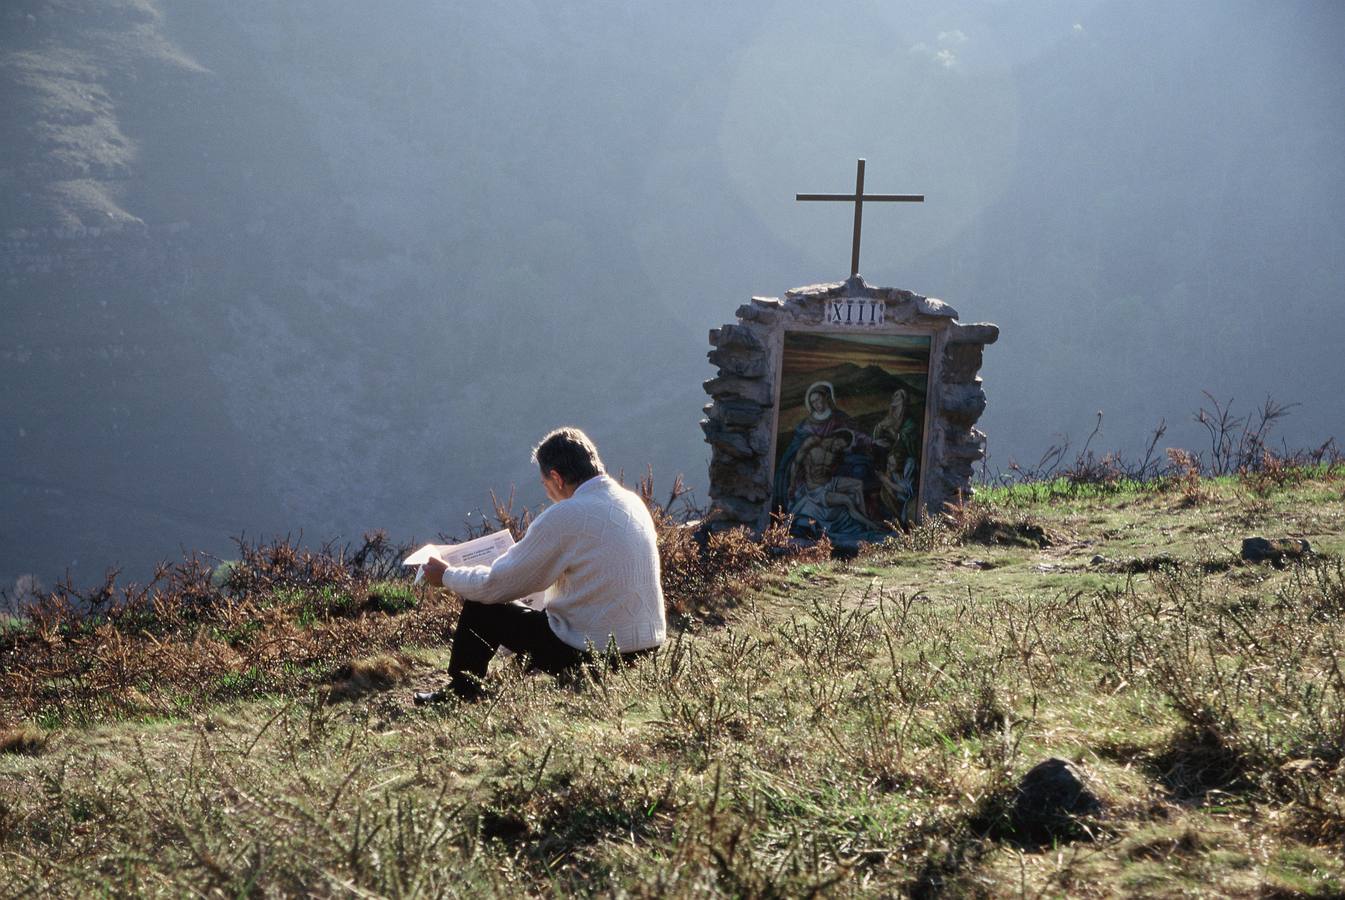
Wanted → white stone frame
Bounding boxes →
[702,275,998,538]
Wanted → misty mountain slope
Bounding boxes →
[910,1,1345,460]
[1,1,282,585]
[148,2,705,510]
[2,0,712,587]
[3,0,1343,589]
[0,0,208,231]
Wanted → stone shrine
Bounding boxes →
[702,275,997,544]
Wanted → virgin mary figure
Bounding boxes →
[771,381,862,516]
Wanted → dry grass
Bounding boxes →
[325,653,415,702]
[0,481,830,729]
[0,531,461,728]
[2,463,1343,896]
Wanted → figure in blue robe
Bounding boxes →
[773,382,875,529]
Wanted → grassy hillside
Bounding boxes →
[1,470,1343,896]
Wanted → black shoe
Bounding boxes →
[453,682,487,703]
[413,689,451,706]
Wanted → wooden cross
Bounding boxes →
[796,159,924,278]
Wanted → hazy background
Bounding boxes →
[3,0,1343,592]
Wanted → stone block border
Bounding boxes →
[702,275,998,533]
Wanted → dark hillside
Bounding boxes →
[1,1,698,587]
[2,0,1342,590]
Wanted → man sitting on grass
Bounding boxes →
[414,427,666,703]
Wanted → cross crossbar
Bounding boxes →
[796,159,924,277]
[795,194,924,202]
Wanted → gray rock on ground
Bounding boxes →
[1241,536,1312,565]
[1010,757,1103,844]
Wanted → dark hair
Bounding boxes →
[532,427,604,485]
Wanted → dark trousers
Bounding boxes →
[448,600,653,696]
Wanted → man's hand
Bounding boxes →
[422,555,448,588]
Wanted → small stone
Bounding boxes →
[1280,758,1327,776]
[704,400,769,427]
[941,383,988,423]
[784,280,845,298]
[747,423,772,455]
[710,323,765,351]
[946,322,1000,345]
[736,303,783,325]
[708,458,770,501]
[703,375,772,405]
[941,343,984,384]
[944,432,987,461]
[704,493,760,523]
[915,295,958,318]
[708,347,769,378]
[700,420,756,459]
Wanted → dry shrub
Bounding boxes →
[943,496,1052,549]
[476,749,674,875]
[944,679,1008,741]
[658,523,767,619]
[673,518,830,618]
[1287,556,1345,621]
[1273,762,1345,845]
[993,410,1166,495]
[639,469,829,619]
[1064,449,1128,490]
[326,653,414,702]
[0,470,835,723]
[1124,826,1207,862]
[1238,450,1317,497]
[871,493,1053,554]
[1164,447,1207,505]
[886,516,957,553]
[0,532,455,724]
[0,725,48,756]
[222,536,356,600]
[456,489,535,543]
[1196,393,1298,476]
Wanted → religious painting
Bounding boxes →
[771,331,931,541]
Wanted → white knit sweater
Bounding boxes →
[440,475,666,653]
